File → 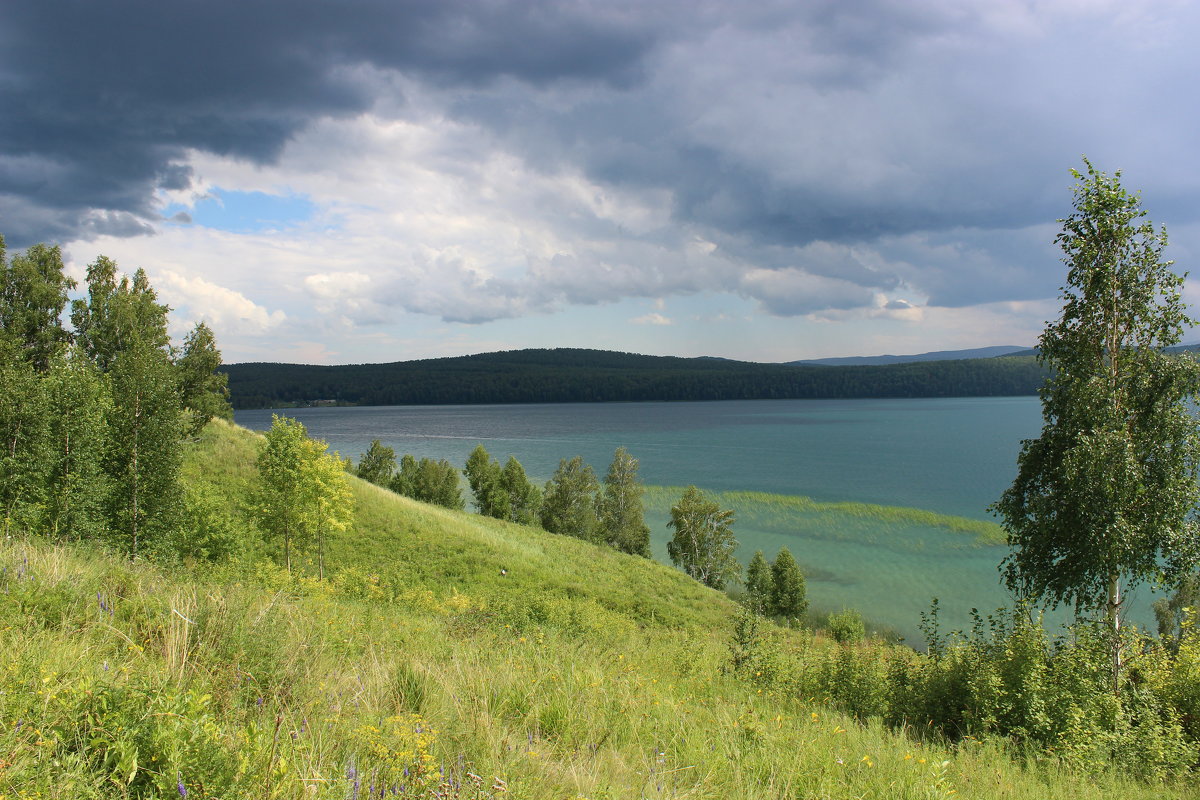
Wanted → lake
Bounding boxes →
[234,397,1160,641]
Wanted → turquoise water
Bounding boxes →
[235,397,1159,640]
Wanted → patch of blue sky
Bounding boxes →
[163,188,315,233]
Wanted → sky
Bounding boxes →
[4,1,1200,365]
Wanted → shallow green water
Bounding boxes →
[235,397,1160,640]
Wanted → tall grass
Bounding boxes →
[0,420,1192,799]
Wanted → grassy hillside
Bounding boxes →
[1,420,1194,799]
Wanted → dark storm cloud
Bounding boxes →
[4,0,1200,318]
[0,0,655,246]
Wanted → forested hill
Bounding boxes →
[225,348,1046,408]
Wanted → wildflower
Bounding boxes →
[176,777,187,797]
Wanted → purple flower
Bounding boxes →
[177,777,187,797]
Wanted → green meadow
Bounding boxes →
[2,419,1197,799]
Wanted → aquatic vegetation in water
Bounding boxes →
[643,487,1006,548]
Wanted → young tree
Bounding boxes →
[392,454,416,496]
[0,338,49,535]
[355,439,397,486]
[0,239,74,371]
[41,348,111,542]
[256,415,311,572]
[175,321,233,437]
[72,260,171,372]
[105,332,183,559]
[598,446,651,557]
[666,486,740,590]
[420,458,465,510]
[463,444,510,518]
[81,267,184,559]
[176,485,245,563]
[499,456,540,525]
[770,546,807,620]
[394,455,465,510]
[0,239,75,535]
[540,456,600,540]
[303,439,354,580]
[744,550,772,614]
[992,160,1200,682]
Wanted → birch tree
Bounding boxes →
[667,486,740,590]
[598,446,651,557]
[992,160,1200,685]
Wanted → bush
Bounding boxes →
[826,609,865,644]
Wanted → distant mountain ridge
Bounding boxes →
[788,345,1028,367]
[224,347,1045,409]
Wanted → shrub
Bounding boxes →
[827,609,865,644]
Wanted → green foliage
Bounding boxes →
[71,261,171,372]
[666,486,740,590]
[67,259,185,559]
[255,415,311,571]
[770,546,807,621]
[463,444,511,519]
[540,456,600,541]
[301,436,354,580]
[105,332,184,559]
[814,640,890,719]
[253,416,356,577]
[41,349,111,542]
[174,485,245,562]
[598,446,651,557]
[727,605,764,674]
[993,161,1200,628]
[0,239,74,371]
[826,609,866,644]
[392,453,464,510]
[0,339,50,534]
[1,421,1195,798]
[744,550,772,614]
[499,455,540,524]
[1153,572,1200,650]
[355,438,396,486]
[889,605,1198,780]
[175,321,233,437]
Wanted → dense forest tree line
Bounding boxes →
[225,348,1048,408]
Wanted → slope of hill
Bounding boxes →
[225,348,1046,408]
[789,345,1027,366]
[0,419,1188,799]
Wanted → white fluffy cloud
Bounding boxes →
[155,270,287,336]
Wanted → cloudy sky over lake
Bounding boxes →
[4,1,1200,364]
